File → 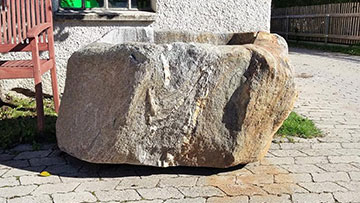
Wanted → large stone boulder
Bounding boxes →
[56,30,296,168]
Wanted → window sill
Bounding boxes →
[55,10,156,22]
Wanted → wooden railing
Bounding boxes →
[271,2,360,45]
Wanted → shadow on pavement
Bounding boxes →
[0,144,246,179]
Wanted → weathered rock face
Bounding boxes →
[56,31,297,168]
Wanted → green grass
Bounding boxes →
[0,95,57,149]
[289,41,360,56]
[276,112,322,139]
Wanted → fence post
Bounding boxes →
[285,16,289,41]
[324,14,330,44]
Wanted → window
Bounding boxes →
[60,0,151,10]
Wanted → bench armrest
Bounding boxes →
[27,23,51,38]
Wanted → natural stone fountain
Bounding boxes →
[56,28,297,168]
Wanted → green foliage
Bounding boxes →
[137,0,151,9]
[276,112,322,139]
[289,42,360,56]
[273,0,359,8]
[0,95,57,149]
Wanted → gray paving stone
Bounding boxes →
[47,149,64,157]
[78,164,101,174]
[335,124,360,129]
[39,144,56,150]
[311,143,342,149]
[159,177,198,187]
[204,197,239,203]
[178,186,225,198]
[95,189,141,202]
[196,175,235,186]
[270,150,308,157]
[269,143,280,150]
[52,191,97,203]
[14,150,52,160]
[0,185,37,198]
[245,165,289,174]
[299,182,348,193]
[2,160,30,168]
[127,200,163,203]
[299,149,339,156]
[20,175,61,185]
[333,192,360,203]
[352,163,360,169]
[217,184,267,196]
[295,156,329,164]
[2,166,45,177]
[164,197,206,203]
[250,195,291,203]
[274,173,312,183]
[32,182,80,195]
[336,149,360,156]
[292,193,334,203]
[8,194,52,203]
[341,143,360,149]
[116,177,159,190]
[214,168,253,176]
[236,174,274,185]
[280,143,311,150]
[0,177,19,187]
[312,172,350,182]
[260,157,294,165]
[0,197,5,203]
[261,183,308,195]
[0,154,15,162]
[317,136,349,143]
[137,187,183,200]
[0,169,8,177]
[10,144,33,152]
[45,164,81,175]
[59,175,101,183]
[75,180,119,192]
[281,164,325,173]
[207,196,248,203]
[127,200,164,203]
[98,167,137,178]
[349,171,360,180]
[316,163,360,172]
[29,157,66,166]
[264,152,275,158]
[337,181,360,192]
[329,156,360,164]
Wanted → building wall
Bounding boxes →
[0,0,272,95]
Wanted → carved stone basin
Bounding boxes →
[56,28,297,168]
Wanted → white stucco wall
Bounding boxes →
[0,0,272,95]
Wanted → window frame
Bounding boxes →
[59,0,152,12]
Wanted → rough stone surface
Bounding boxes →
[8,195,53,203]
[56,31,296,168]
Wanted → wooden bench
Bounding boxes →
[0,0,60,133]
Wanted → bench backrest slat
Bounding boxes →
[0,0,52,51]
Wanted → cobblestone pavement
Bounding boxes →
[0,48,359,203]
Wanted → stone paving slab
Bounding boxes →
[0,48,360,202]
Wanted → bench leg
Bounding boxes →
[50,67,60,113]
[35,83,45,134]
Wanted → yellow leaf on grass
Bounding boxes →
[39,171,51,177]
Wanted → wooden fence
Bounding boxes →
[271,2,360,45]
